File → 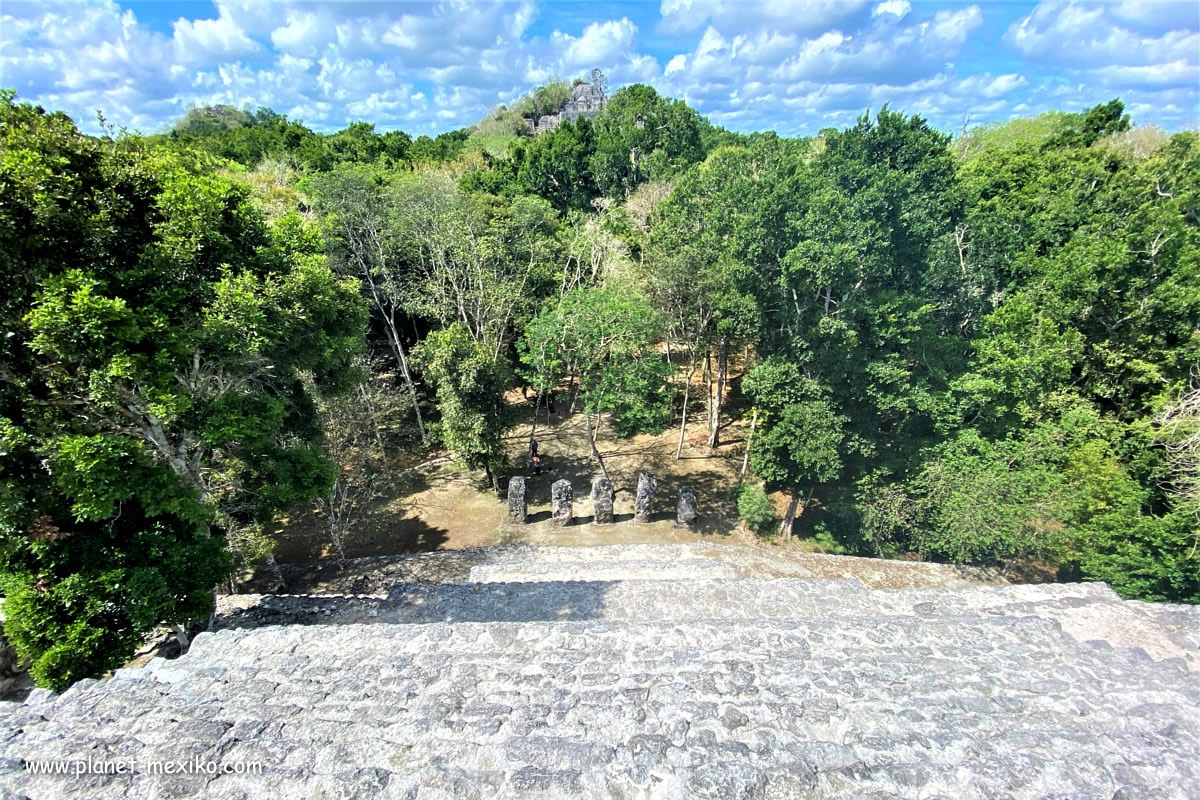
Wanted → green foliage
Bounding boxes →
[812,527,849,555]
[520,286,669,436]
[1044,99,1131,150]
[413,324,509,480]
[512,118,599,211]
[591,85,705,197]
[513,81,573,121]
[909,428,1074,565]
[0,93,365,687]
[748,399,846,493]
[737,484,775,535]
[954,111,1081,160]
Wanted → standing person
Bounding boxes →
[530,439,539,459]
[547,394,556,415]
[532,455,542,475]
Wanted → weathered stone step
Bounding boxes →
[467,557,743,583]
[268,542,1004,595]
[464,542,1003,587]
[213,578,1197,671]
[218,577,868,628]
[5,616,1198,799]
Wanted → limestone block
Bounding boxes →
[634,474,657,523]
[591,476,614,524]
[507,477,527,524]
[676,486,698,528]
[551,479,573,526]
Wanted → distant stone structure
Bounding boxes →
[676,486,698,528]
[506,477,526,523]
[551,479,573,526]
[634,473,656,523]
[591,476,614,524]
[528,79,606,135]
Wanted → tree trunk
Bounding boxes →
[708,338,726,450]
[704,348,714,437]
[264,553,285,591]
[740,408,758,478]
[366,285,426,444]
[529,394,540,446]
[665,340,674,422]
[584,412,609,481]
[331,527,347,568]
[484,464,499,494]
[568,371,580,413]
[171,624,190,651]
[778,492,800,541]
[391,330,427,444]
[676,366,694,459]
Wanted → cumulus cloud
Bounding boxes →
[173,9,259,64]
[1007,1,1198,72]
[554,18,638,68]
[658,0,871,36]
[1,0,1196,137]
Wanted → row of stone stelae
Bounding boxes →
[506,474,698,528]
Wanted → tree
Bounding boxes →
[391,173,551,363]
[520,286,668,476]
[414,324,510,492]
[1155,382,1200,549]
[743,360,846,539]
[0,95,365,688]
[308,165,428,442]
[590,85,705,197]
[313,359,408,566]
[513,118,599,211]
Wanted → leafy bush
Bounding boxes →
[737,485,775,534]
[812,527,849,555]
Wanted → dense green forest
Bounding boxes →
[2,80,1198,689]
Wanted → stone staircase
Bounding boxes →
[2,543,1198,799]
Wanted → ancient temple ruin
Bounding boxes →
[3,542,1198,798]
[527,79,606,135]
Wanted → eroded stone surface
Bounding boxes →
[591,476,613,524]
[3,609,1198,799]
[551,480,573,527]
[676,486,698,528]
[634,473,656,523]
[506,477,527,524]
[5,544,1199,800]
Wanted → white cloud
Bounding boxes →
[1,0,1196,139]
[873,0,911,19]
[554,18,638,68]
[173,9,259,64]
[1007,1,1198,69]
[659,0,871,36]
[269,10,329,58]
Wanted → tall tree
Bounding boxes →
[309,165,428,441]
[414,324,510,492]
[520,286,668,476]
[0,95,366,688]
[590,85,705,198]
[744,360,846,539]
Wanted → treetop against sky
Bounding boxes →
[2,0,1196,137]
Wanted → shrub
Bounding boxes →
[737,485,775,535]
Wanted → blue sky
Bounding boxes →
[2,1,1197,137]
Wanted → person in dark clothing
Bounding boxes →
[547,394,556,414]
[530,440,539,458]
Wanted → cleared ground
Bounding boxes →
[268,389,757,566]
